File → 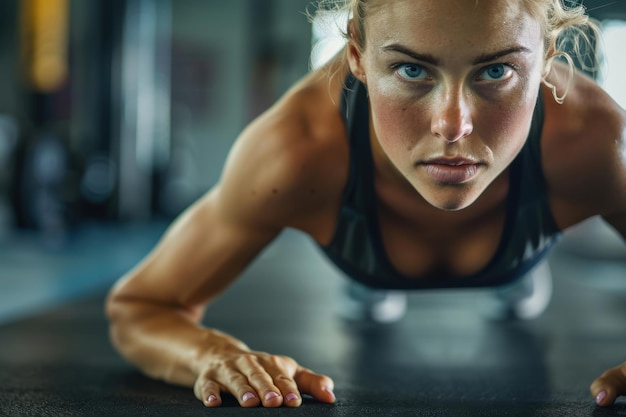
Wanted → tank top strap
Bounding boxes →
[339,73,376,212]
[509,90,562,259]
[517,90,547,205]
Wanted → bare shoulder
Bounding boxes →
[542,65,626,227]
[215,60,351,233]
[106,61,351,311]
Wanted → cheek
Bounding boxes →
[368,88,428,154]
[479,94,538,159]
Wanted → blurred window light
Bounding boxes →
[599,20,626,109]
[310,10,348,70]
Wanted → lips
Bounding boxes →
[420,158,481,184]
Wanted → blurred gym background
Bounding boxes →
[0,0,624,324]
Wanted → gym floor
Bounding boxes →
[1,220,626,416]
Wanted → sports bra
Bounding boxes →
[318,74,563,290]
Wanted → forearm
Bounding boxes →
[107,299,249,387]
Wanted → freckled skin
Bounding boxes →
[106,0,626,410]
[349,0,545,210]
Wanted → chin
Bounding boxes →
[422,189,481,212]
[412,172,491,212]
[434,200,474,212]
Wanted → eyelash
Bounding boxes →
[389,62,521,82]
[389,63,431,81]
[477,63,520,81]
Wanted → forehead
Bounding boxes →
[364,0,542,55]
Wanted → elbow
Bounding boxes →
[104,281,149,356]
[104,276,148,326]
[105,286,131,355]
[105,283,127,326]
[104,288,159,368]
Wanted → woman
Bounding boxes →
[106,0,626,408]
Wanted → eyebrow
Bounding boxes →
[380,44,531,65]
[472,47,531,64]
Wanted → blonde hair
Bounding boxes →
[313,0,600,103]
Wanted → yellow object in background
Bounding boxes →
[20,0,69,93]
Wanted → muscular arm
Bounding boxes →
[583,94,626,407]
[106,188,279,384]
[590,110,626,406]
[540,65,626,406]
[105,85,339,408]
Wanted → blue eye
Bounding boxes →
[479,64,511,81]
[396,64,427,80]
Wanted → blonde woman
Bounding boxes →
[106,0,626,408]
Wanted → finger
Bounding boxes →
[590,364,626,407]
[237,355,284,408]
[194,378,222,408]
[294,366,336,404]
[272,372,302,407]
[264,355,303,407]
[219,369,261,408]
[590,378,619,407]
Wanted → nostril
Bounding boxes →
[432,110,473,143]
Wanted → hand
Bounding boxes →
[590,361,626,406]
[193,346,335,408]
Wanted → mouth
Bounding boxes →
[419,157,482,184]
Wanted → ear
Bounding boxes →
[542,41,557,79]
[346,20,367,84]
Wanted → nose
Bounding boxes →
[431,88,474,143]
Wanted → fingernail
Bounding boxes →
[285,392,299,402]
[207,394,218,404]
[596,390,607,404]
[242,392,256,402]
[264,391,280,401]
[323,387,336,401]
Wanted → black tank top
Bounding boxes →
[318,75,562,290]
